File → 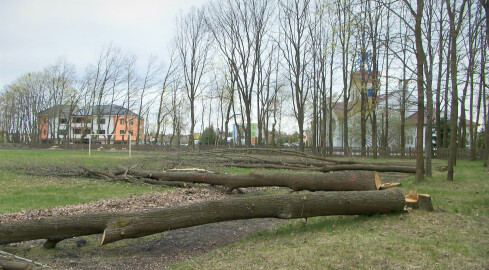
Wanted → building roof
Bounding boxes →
[407,111,480,126]
[76,105,139,117]
[40,105,139,117]
[39,105,78,116]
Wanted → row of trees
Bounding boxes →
[1,0,488,179]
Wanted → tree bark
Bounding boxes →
[0,190,406,247]
[413,0,426,182]
[133,170,382,191]
[319,164,416,174]
[446,0,468,180]
[100,190,405,245]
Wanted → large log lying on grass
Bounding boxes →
[219,160,416,174]
[319,164,416,174]
[131,170,382,191]
[0,190,405,247]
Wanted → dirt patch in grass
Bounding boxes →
[0,188,227,223]
[1,188,283,269]
[3,218,282,270]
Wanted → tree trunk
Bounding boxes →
[100,190,405,245]
[132,170,382,191]
[0,190,406,247]
[319,164,416,174]
[414,0,426,182]
[446,0,468,180]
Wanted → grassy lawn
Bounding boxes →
[170,159,489,269]
[0,149,170,214]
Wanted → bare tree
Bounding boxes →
[435,1,448,156]
[175,8,211,150]
[154,49,177,145]
[135,55,161,145]
[333,0,358,156]
[365,0,384,159]
[480,0,489,168]
[44,59,75,144]
[422,0,437,177]
[206,0,272,147]
[446,0,468,181]
[88,46,122,141]
[120,53,137,144]
[278,0,313,152]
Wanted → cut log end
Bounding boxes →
[374,172,381,190]
[100,231,107,246]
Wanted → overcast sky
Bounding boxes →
[0,0,206,87]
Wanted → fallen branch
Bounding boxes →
[204,148,415,167]
[0,251,50,269]
[0,258,29,270]
[379,182,402,190]
[0,190,406,247]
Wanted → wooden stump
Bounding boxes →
[404,191,433,211]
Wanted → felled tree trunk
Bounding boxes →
[131,170,382,191]
[320,164,416,174]
[224,163,318,171]
[0,190,405,247]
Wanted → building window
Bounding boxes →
[129,119,134,125]
[99,130,106,134]
[73,129,82,134]
[43,129,47,135]
[129,130,133,135]
[98,118,106,124]
[60,118,67,124]
[74,117,82,123]
[120,119,124,125]
[120,130,125,135]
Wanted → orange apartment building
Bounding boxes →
[39,105,143,144]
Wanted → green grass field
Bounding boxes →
[1,149,488,269]
[0,149,169,213]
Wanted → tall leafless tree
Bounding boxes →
[446,0,468,181]
[176,8,211,150]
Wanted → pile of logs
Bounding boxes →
[210,148,418,173]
